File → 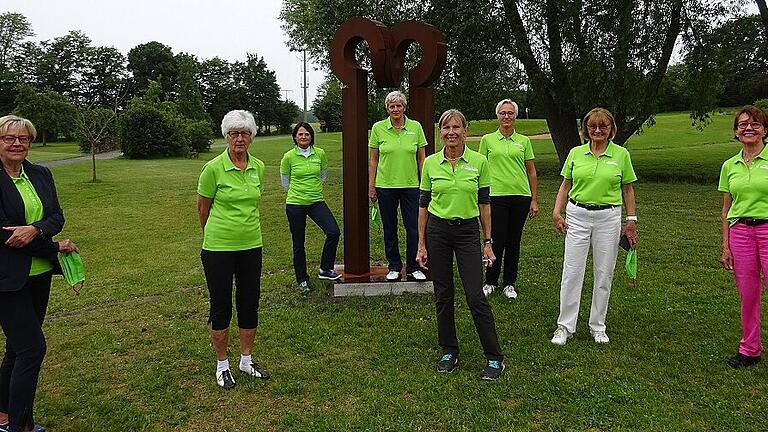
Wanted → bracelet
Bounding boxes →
[626,215,638,222]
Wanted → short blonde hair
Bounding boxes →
[495,99,518,116]
[438,109,467,129]
[0,115,37,140]
[384,90,407,109]
[580,108,617,141]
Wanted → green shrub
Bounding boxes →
[754,99,768,113]
[119,105,188,159]
[185,120,213,154]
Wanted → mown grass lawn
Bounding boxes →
[26,142,83,163]
[12,112,768,431]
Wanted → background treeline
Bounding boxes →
[0,12,301,158]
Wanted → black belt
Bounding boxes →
[430,215,477,226]
[569,198,618,211]
[738,217,768,226]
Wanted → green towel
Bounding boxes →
[370,205,380,228]
[58,252,85,294]
[625,249,637,281]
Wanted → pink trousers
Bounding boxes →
[729,222,768,357]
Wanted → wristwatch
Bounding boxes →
[483,238,493,245]
[626,215,638,222]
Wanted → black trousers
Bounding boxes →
[201,248,262,330]
[286,202,341,283]
[485,195,531,287]
[0,271,52,431]
[426,216,503,361]
[376,187,420,273]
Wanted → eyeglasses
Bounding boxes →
[498,111,516,118]
[737,121,764,130]
[587,124,611,131]
[1,135,31,145]
[227,131,252,138]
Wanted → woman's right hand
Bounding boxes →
[368,186,377,203]
[552,213,568,234]
[416,245,428,269]
[58,239,79,253]
[720,248,733,271]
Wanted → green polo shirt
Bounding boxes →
[369,116,427,188]
[561,141,637,205]
[12,168,53,276]
[718,145,768,224]
[198,149,265,251]
[420,147,490,219]
[478,129,535,196]
[280,146,327,205]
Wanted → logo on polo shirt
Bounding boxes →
[604,161,619,166]
[248,172,259,179]
[405,131,417,135]
[513,143,524,150]
[757,164,768,170]
[310,157,321,163]
[463,165,479,172]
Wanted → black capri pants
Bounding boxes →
[200,247,262,330]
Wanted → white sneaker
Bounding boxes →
[551,325,573,346]
[409,270,427,280]
[502,285,517,299]
[591,330,610,344]
[482,284,496,297]
[386,271,400,281]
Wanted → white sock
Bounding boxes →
[240,354,252,369]
[216,359,230,374]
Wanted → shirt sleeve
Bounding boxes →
[257,161,265,193]
[420,159,432,191]
[279,154,290,175]
[416,122,427,148]
[478,136,489,158]
[621,150,638,184]
[280,174,290,190]
[197,163,217,198]
[320,148,328,171]
[524,137,535,160]
[478,157,491,188]
[368,124,380,148]
[560,149,574,179]
[718,161,730,193]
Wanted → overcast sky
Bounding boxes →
[1,0,325,108]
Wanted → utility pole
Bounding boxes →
[281,89,293,101]
[302,50,308,122]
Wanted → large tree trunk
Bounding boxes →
[542,96,581,164]
[757,0,768,42]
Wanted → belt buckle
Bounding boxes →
[447,219,461,226]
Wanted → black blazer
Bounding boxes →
[0,159,64,292]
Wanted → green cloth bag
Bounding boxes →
[625,249,637,282]
[58,252,85,294]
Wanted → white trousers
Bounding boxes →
[557,202,621,334]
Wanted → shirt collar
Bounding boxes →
[222,149,254,171]
[440,145,470,164]
[735,144,768,165]
[494,129,517,141]
[10,165,28,182]
[294,145,315,156]
[387,115,410,130]
[584,140,615,157]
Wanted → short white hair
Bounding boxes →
[221,110,257,137]
[495,99,518,116]
[384,90,407,108]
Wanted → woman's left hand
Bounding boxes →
[528,199,539,219]
[483,243,496,267]
[3,225,40,248]
[622,221,638,247]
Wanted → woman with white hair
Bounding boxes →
[197,110,269,390]
[479,99,538,300]
[368,91,428,281]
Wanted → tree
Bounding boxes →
[75,107,120,182]
[174,53,210,122]
[199,57,242,129]
[35,31,93,103]
[81,46,129,108]
[275,99,301,134]
[127,41,178,100]
[312,76,342,132]
[14,85,76,145]
[233,54,281,134]
[757,0,768,40]
[0,12,34,67]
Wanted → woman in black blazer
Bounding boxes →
[0,115,78,432]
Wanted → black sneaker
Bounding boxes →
[318,269,342,280]
[727,353,761,368]
[481,360,505,380]
[437,353,458,372]
[216,369,236,390]
[240,362,271,379]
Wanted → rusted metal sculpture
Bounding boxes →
[329,18,447,277]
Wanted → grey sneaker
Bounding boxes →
[386,270,400,281]
[318,269,342,280]
[502,285,518,299]
[298,281,310,295]
[591,330,610,344]
[482,284,496,297]
[481,360,505,380]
